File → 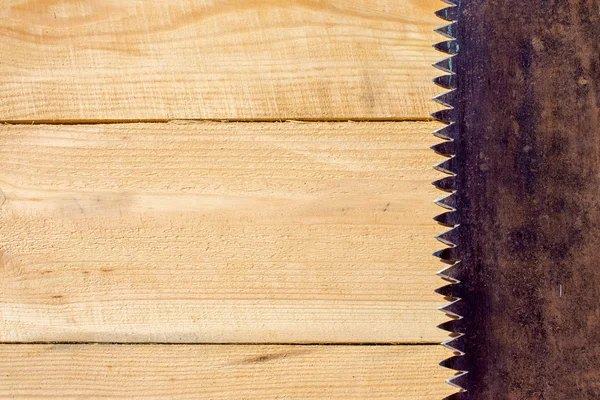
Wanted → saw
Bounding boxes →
[432,0,600,398]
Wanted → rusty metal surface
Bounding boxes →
[434,1,600,398]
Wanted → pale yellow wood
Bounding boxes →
[0,121,448,343]
[0,0,443,121]
[0,344,457,399]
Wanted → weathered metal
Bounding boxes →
[434,1,600,398]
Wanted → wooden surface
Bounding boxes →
[0,0,441,121]
[1,1,452,397]
[0,121,447,343]
[0,344,455,399]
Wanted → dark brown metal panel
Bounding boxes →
[435,0,600,398]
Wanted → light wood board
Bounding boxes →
[0,0,443,121]
[0,121,448,343]
[0,344,457,399]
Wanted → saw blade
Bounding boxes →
[432,0,465,397]
[433,0,600,399]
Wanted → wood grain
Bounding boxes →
[0,121,447,343]
[0,0,442,121]
[0,344,456,399]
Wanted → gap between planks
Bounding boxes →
[1,118,437,125]
[0,342,441,346]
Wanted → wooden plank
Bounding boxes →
[0,0,442,121]
[0,121,447,343]
[0,344,456,399]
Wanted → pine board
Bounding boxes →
[0,121,448,343]
[0,0,442,121]
[0,344,456,399]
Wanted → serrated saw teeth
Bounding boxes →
[435,283,456,297]
[435,193,457,211]
[435,22,458,39]
[436,228,459,247]
[447,371,469,392]
[434,157,456,175]
[433,56,456,74]
[435,260,458,275]
[433,74,456,90]
[433,176,456,192]
[442,335,466,355]
[436,5,459,22]
[434,3,464,394]
[434,246,459,262]
[440,354,469,371]
[431,140,455,157]
[433,211,458,226]
[437,275,465,296]
[434,40,459,55]
[438,318,465,335]
[433,91,457,108]
[437,261,460,281]
[432,108,456,124]
[433,123,458,141]
[440,298,466,318]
